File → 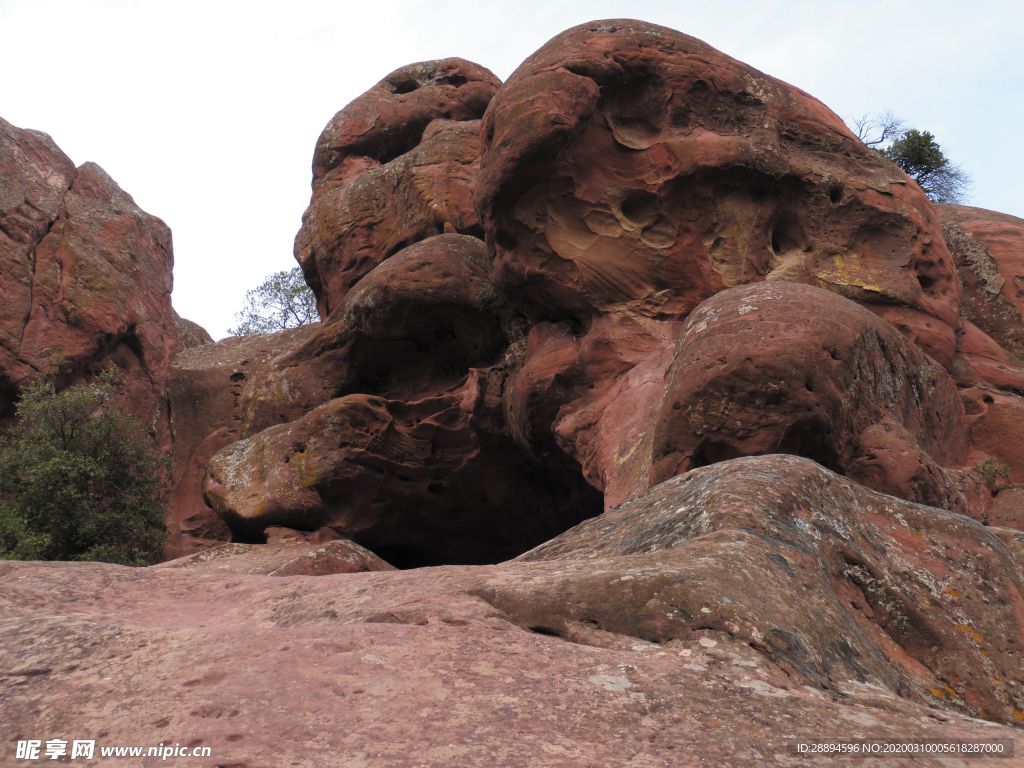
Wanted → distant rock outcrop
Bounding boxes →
[0,117,210,452]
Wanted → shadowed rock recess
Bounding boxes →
[4,18,1024,764]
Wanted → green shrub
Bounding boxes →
[0,368,167,565]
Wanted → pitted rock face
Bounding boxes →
[650,282,974,513]
[475,20,959,368]
[297,59,501,318]
[311,58,501,192]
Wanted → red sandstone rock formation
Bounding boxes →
[649,282,977,515]
[203,234,600,565]
[475,20,960,369]
[295,59,501,317]
[0,117,210,451]
[940,204,1024,391]
[6,19,1024,763]
[514,455,1024,725]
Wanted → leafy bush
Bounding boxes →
[0,369,167,565]
[848,112,972,204]
[882,129,972,205]
[230,266,318,336]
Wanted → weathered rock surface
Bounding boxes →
[3,456,1023,767]
[154,538,395,576]
[939,205,1024,394]
[204,376,601,568]
[942,205,1024,360]
[163,326,320,559]
[0,117,209,452]
[296,59,501,317]
[240,235,513,437]
[650,282,976,515]
[475,20,960,370]
[517,456,1024,725]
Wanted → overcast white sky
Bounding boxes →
[2,0,1021,340]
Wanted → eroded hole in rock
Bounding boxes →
[619,190,660,227]
[388,76,420,95]
[828,186,843,204]
[983,395,995,405]
[769,215,805,257]
[690,441,747,469]
[436,75,468,87]
[343,451,604,570]
[777,421,843,475]
[918,274,936,291]
[351,312,502,398]
[529,626,562,637]
[599,70,671,149]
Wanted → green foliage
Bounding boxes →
[848,112,971,204]
[0,368,167,565]
[975,456,1010,489]
[882,129,971,204]
[230,266,318,336]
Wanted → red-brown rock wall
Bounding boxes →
[475,20,960,371]
[296,59,501,317]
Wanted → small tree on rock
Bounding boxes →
[847,112,972,204]
[230,266,318,336]
[882,129,972,204]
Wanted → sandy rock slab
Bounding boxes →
[0,560,1018,768]
[4,456,1024,766]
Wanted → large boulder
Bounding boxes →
[0,117,210,451]
[512,455,1024,725]
[239,235,515,437]
[649,282,976,514]
[475,20,960,371]
[296,59,501,317]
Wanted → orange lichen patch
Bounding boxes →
[973,632,984,643]
[946,588,963,599]
[956,624,972,633]
[930,688,948,699]
[982,650,989,657]
[1013,710,1024,721]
